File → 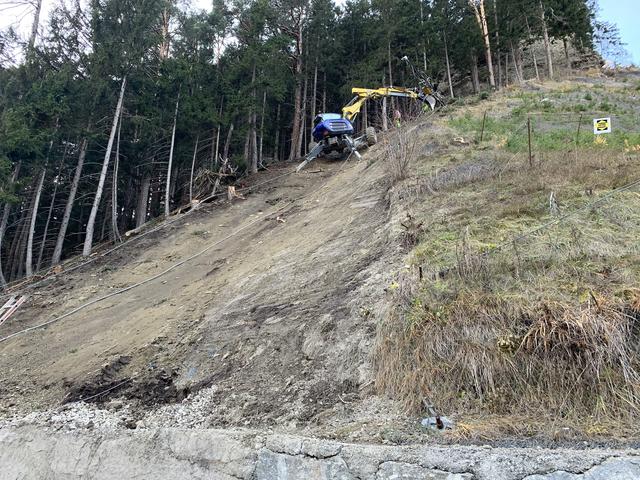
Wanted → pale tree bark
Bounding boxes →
[159,8,170,60]
[286,11,304,162]
[25,167,46,277]
[247,65,258,173]
[189,136,199,202]
[222,123,234,162]
[381,74,388,131]
[83,76,126,257]
[135,172,151,229]
[0,162,21,286]
[493,0,502,88]
[322,72,326,113]
[297,71,307,156]
[37,145,68,271]
[28,0,43,51]
[540,0,553,79]
[274,104,281,162]
[526,18,541,81]
[111,109,123,242]
[444,32,454,98]
[510,40,523,83]
[258,91,266,166]
[311,58,318,122]
[52,137,87,266]
[469,0,496,88]
[165,91,180,216]
[471,54,480,93]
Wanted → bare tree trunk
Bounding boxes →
[287,25,304,162]
[213,101,223,167]
[258,91,266,165]
[159,8,170,60]
[26,167,46,277]
[0,162,21,286]
[222,123,234,162]
[469,0,496,88]
[111,108,123,242]
[526,17,540,81]
[311,59,318,122]
[37,145,67,271]
[493,0,502,88]
[444,32,454,98]
[248,65,258,173]
[563,37,571,71]
[10,209,28,281]
[189,136,199,202]
[28,0,42,51]
[381,73,388,131]
[274,104,281,162]
[297,72,308,156]
[52,138,87,266]
[510,40,523,83]
[83,76,126,257]
[540,0,553,79]
[136,171,151,228]
[165,91,180,216]
[471,54,480,93]
[322,72,326,113]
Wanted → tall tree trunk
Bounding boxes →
[322,72,326,113]
[510,40,522,83]
[83,75,126,257]
[28,0,42,51]
[526,17,540,81]
[0,162,21,286]
[540,0,554,80]
[165,91,180,216]
[136,171,151,228]
[10,209,28,281]
[37,145,67,271]
[381,73,388,132]
[223,123,234,162]
[25,167,46,277]
[248,65,258,173]
[469,0,496,88]
[311,59,318,122]
[274,104,281,162]
[52,137,87,266]
[493,0,502,88]
[111,109,123,242]
[189,136,199,202]
[471,54,480,93]
[444,32,454,98]
[563,37,571,70]
[287,26,304,162]
[297,72,308,156]
[258,91,266,165]
[159,8,170,60]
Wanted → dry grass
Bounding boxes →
[375,87,640,438]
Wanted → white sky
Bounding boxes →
[0,0,347,40]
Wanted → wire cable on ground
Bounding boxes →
[0,165,300,301]
[0,154,356,344]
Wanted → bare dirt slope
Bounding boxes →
[0,143,405,429]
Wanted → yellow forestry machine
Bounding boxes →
[296,56,445,172]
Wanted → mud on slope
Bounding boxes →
[0,143,409,430]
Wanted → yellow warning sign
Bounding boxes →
[593,117,611,135]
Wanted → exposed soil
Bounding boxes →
[0,143,407,435]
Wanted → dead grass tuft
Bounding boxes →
[375,94,640,437]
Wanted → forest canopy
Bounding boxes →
[0,0,612,284]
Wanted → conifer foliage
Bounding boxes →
[0,0,614,283]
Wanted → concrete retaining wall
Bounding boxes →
[1,426,639,480]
